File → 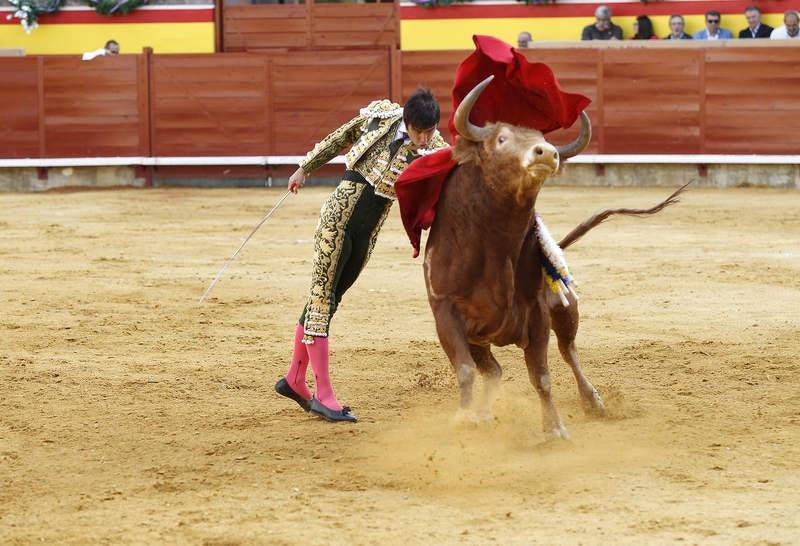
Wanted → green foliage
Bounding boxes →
[87,0,149,17]
[6,0,148,32]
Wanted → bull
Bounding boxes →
[424,76,687,439]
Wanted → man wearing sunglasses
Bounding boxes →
[693,10,734,40]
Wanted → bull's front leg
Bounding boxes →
[524,303,569,440]
[431,300,479,422]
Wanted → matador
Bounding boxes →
[274,89,448,422]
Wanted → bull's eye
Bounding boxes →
[498,135,506,144]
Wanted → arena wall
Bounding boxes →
[2,41,799,190]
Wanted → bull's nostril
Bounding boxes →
[535,146,543,155]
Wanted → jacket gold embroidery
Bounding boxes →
[299,99,448,200]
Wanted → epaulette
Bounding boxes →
[360,99,403,120]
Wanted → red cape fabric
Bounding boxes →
[395,35,592,256]
[393,148,457,257]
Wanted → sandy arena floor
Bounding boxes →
[1,185,799,545]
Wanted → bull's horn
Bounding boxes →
[453,75,494,142]
[556,111,592,160]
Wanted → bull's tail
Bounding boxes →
[558,181,692,250]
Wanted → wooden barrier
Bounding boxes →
[0,55,146,158]
[151,53,271,156]
[222,0,398,52]
[149,48,392,157]
[401,44,800,155]
[0,57,39,158]
[1,43,799,160]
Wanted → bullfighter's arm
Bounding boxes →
[298,114,367,174]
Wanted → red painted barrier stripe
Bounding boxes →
[401,0,791,20]
[0,7,214,25]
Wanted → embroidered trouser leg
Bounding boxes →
[300,179,391,342]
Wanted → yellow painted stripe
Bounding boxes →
[401,14,788,50]
[0,23,214,54]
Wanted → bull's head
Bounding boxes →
[452,75,591,202]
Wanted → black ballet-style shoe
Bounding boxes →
[310,397,358,423]
[274,378,311,412]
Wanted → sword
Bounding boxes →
[199,190,292,304]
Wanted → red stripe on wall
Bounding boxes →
[401,0,790,20]
[0,8,214,25]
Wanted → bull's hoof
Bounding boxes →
[545,425,570,441]
[452,408,481,427]
[581,390,606,417]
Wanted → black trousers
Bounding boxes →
[299,172,392,341]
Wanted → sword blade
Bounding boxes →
[199,190,292,304]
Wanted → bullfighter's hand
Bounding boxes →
[289,168,307,193]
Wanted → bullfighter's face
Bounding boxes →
[407,124,437,149]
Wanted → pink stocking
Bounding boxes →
[306,336,342,411]
[284,323,312,400]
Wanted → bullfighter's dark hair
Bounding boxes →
[705,9,721,19]
[403,87,440,131]
[105,39,119,48]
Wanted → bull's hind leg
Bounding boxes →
[431,302,479,422]
[549,297,605,416]
[469,344,502,422]
[525,305,569,440]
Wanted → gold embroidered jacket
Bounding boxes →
[298,99,448,200]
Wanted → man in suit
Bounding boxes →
[739,5,774,38]
[664,15,693,39]
[693,10,734,40]
[275,89,448,423]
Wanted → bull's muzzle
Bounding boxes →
[526,142,560,175]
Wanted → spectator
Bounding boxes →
[81,39,120,61]
[105,40,120,55]
[739,6,773,38]
[517,31,533,49]
[632,15,658,39]
[664,14,693,39]
[770,10,800,39]
[693,11,734,40]
[581,5,623,40]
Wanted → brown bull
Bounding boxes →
[424,76,687,439]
